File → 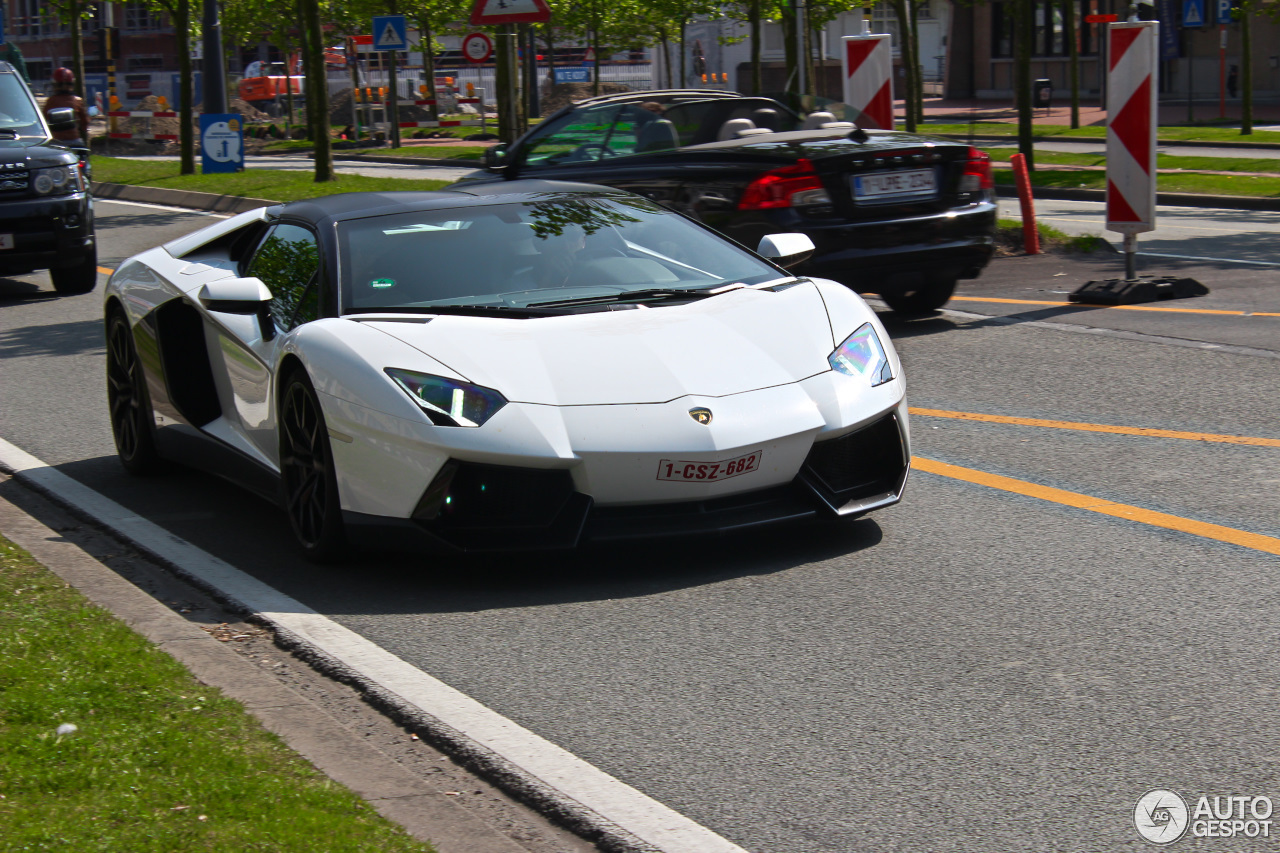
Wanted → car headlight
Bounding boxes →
[385,368,507,427]
[32,165,79,196]
[829,323,894,386]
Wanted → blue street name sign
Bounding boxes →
[200,114,244,174]
[372,15,408,52]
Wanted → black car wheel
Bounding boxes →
[880,276,957,316]
[280,370,346,562]
[51,247,99,295]
[106,311,161,473]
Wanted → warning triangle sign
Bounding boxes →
[469,0,551,25]
[1182,0,1204,26]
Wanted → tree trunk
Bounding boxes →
[909,0,922,124]
[71,0,86,102]
[1241,4,1253,134]
[750,0,762,94]
[1064,0,1079,128]
[175,0,194,174]
[889,0,916,131]
[300,0,332,179]
[1014,0,1034,169]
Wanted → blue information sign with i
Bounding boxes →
[200,113,244,174]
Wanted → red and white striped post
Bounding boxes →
[842,23,893,130]
[1106,21,1158,280]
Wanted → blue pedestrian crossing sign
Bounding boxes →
[372,15,407,51]
[1182,0,1205,26]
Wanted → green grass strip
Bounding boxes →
[92,157,453,203]
[992,166,1280,198]
[923,122,1280,145]
[983,146,1280,173]
[0,535,437,853]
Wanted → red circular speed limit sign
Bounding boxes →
[462,32,493,64]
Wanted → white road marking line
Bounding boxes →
[1134,251,1280,267]
[97,198,230,217]
[0,436,749,853]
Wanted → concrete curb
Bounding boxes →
[0,486,533,853]
[93,179,1269,217]
[91,182,280,214]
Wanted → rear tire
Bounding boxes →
[51,248,98,294]
[105,311,162,474]
[279,370,346,562]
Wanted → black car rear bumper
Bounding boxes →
[761,199,999,286]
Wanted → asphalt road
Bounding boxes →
[3,198,1279,851]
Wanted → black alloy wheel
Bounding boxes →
[280,371,346,561]
[105,311,161,473]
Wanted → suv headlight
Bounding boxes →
[829,323,894,386]
[32,165,80,196]
[385,368,507,427]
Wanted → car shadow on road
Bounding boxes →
[0,316,105,357]
[8,455,888,617]
[0,276,65,304]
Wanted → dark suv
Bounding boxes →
[0,61,96,294]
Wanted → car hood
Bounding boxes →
[365,283,838,406]
[0,137,79,167]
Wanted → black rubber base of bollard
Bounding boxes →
[1069,276,1210,305]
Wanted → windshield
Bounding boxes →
[0,74,45,135]
[338,195,786,314]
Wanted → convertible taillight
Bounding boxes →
[738,159,830,209]
[958,147,993,193]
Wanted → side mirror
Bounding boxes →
[199,277,276,340]
[46,107,77,134]
[482,143,509,170]
[757,233,815,269]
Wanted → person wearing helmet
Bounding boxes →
[44,67,91,148]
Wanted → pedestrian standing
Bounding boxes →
[1227,65,1239,99]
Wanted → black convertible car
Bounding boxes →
[457,89,997,313]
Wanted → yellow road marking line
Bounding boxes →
[913,456,1280,556]
[949,295,1280,317]
[909,407,1280,448]
[97,266,114,275]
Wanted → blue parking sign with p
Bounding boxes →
[1216,0,1234,23]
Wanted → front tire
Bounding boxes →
[880,276,957,316]
[105,311,161,473]
[51,247,99,294]
[279,370,346,562]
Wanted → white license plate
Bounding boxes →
[656,450,763,483]
[0,234,12,250]
[852,169,937,202]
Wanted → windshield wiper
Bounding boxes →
[529,288,722,308]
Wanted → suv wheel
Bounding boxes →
[51,248,98,294]
[880,276,957,316]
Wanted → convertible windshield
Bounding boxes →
[338,195,785,314]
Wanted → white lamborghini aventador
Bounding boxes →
[104,181,910,560]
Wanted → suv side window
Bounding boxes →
[246,222,321,330]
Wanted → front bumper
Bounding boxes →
[341,409,910,552]
[0,192,94,275]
